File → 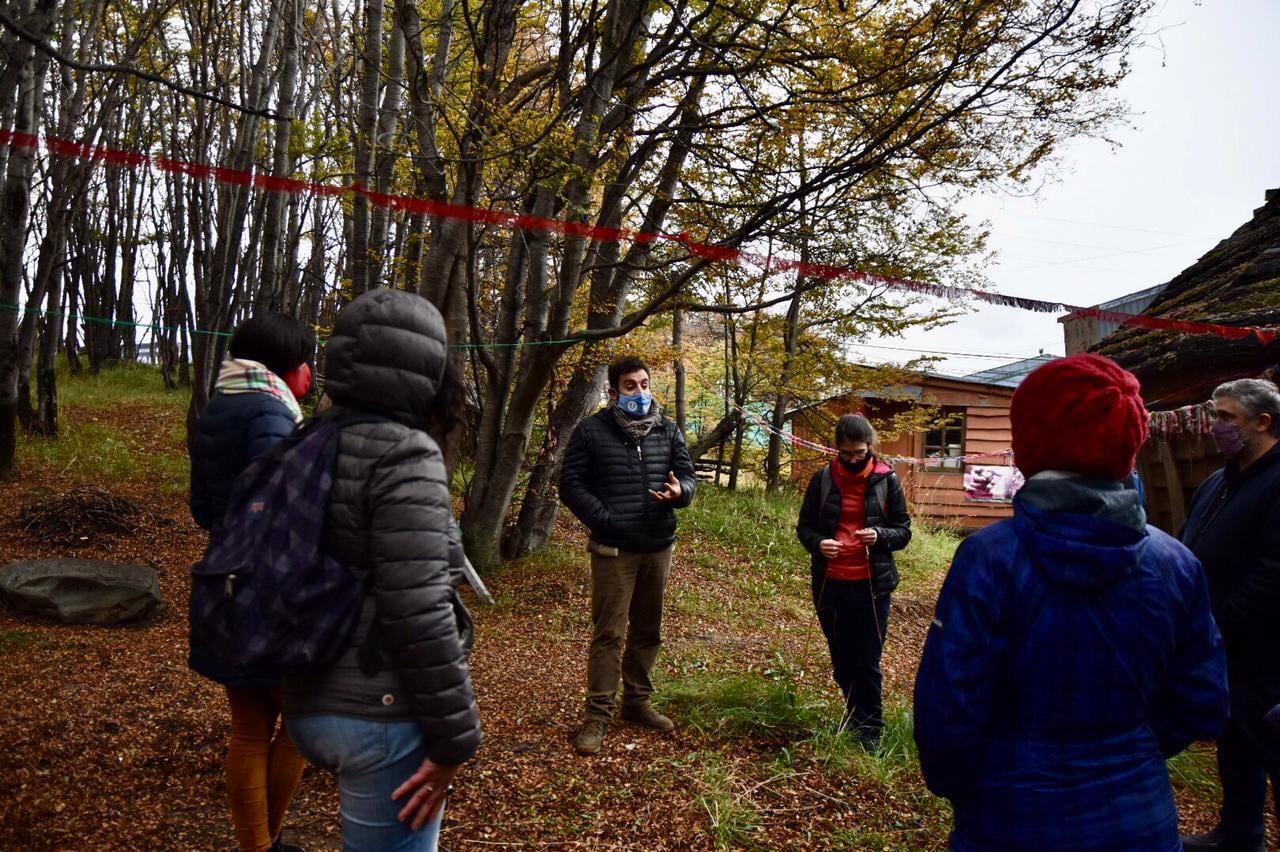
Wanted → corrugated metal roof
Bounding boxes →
[959,355,1057,388]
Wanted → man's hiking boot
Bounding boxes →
[575,718,609,754]
[621,703,675,733]
[1181,828,1265,852]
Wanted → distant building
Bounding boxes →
[1060,284,1166,355]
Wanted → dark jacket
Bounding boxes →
[189,391,297,531]
[559,408,696,554]
[188,388,297,688]
[914,480,1228,852]
[1181,443,1280,676]
[282,288,481,767]
[796,459,911,596]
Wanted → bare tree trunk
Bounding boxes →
[0,7,51,475]
[764,201,809,492]
[34,254,63,435]
[673,305,686,434]
[348,0,385,296]
[257,0,300,312]
[64,259,80,373]
[503,359,605,560]
[367,21,404,289]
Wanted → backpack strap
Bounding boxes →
[819,465,833,510]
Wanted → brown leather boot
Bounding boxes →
[575,718,609,754]
[621,703,675,732]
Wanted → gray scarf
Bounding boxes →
[612,400,662,443]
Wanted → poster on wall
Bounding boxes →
[963,465,1025,503]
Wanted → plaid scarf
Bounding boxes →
[611,400,662,442]
[214,358,303,423]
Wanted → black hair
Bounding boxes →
[834,413,877,447]
[608,356,650,391]
[228,313,315,377]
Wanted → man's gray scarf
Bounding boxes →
[612,401,662,442]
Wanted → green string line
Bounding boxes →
[0,301,585,349]
[1,301,235,337]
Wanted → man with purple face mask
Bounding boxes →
[1182,378,1280,852]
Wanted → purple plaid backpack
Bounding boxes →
[189,412,377,681]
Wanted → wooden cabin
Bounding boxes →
[791,372,1030,531]
[1095,189,1280,532]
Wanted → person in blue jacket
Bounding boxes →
[189,313,314,852]
[914,353,1229,852]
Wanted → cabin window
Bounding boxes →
[924,409,966,470]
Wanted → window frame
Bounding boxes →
[923,408,966,472]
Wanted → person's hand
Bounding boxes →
[649,472,683,502]
[392,758,462,830]
[853,528,878,546]
[819,539,842,558]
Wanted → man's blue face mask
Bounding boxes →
[617,391,653,416]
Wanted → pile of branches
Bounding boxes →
[17,487,147,546]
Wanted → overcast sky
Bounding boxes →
[848,0,1280,377]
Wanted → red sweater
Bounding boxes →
[825,460,873,581]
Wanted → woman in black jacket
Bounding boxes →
[796,414,911,750]
[283,289,481,852]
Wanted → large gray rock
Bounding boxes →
[0,559,162,625]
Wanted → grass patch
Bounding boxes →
[682,484,809,583]
[13,360,191,493]
[18,418,189,494]
[1167,742,1221,799]
[54,360,189,411]
[676,751,764,848]
[0,629,48,652]
[657,665,836,742]
[792,705,921,786]
[896,524,961,596]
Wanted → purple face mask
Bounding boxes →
[1211,419,1246,457]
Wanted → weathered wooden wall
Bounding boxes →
[1137,434,1217,534]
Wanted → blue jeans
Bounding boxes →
[286,716,442,852]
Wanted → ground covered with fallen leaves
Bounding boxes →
[0,368,1237,849]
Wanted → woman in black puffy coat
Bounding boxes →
[284,289,481,852]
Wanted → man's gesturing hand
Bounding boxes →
[649,471,683,502]
[392,758,462,829]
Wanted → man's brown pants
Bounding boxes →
[585,544,673,721]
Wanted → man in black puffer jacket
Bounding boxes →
[283,289,481,850]
[560,356,696,755]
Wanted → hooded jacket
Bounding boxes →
[558,407,696,554]
[282,288,481,767]
[796,459,911,596]
[914,476,1228,851]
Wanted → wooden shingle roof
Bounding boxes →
[1097,191,1280,389]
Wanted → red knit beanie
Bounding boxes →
[1010,354,1148,481]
